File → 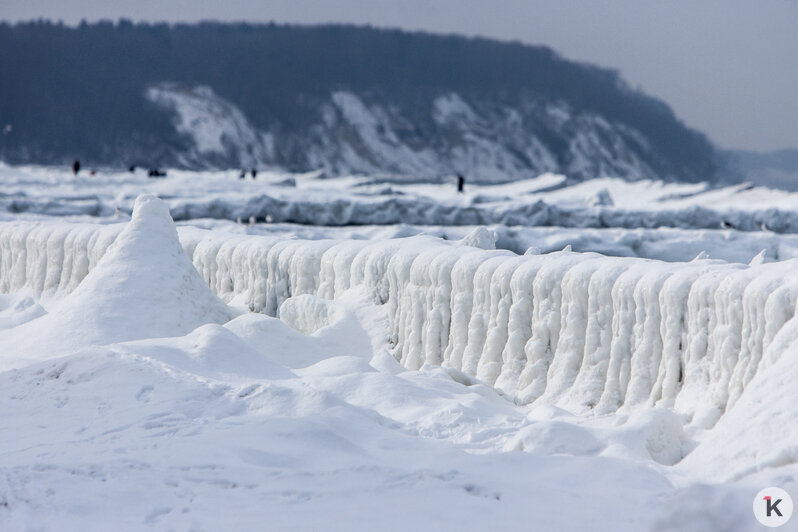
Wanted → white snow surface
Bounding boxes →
[1,193,797,530]
[6,163,798,264]
[4,161,798,530]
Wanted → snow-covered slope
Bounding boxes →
[1,23,719,183]
[146,84,276,169]
[145,85,670,182]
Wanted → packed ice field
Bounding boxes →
[2,165,798,530]
[8,163,798,263]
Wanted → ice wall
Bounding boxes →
[2,220,798,429]
[0,221,123,300]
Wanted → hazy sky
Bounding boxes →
[3,0,797,152]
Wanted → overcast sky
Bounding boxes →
[3,0,797,152]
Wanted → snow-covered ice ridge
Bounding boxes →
[2,219,795,427]
[166,191,798,233]
[170,231,798,427]
[9,165,798,235]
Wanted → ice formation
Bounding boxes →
[0,195,233,367]
[5,191,798,525]
[8,164,798,238]
[2,201,797,441]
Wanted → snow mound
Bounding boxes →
[505,421,604,455]
[458,226,498,249]
[0,293,46,329]
[0,195,233,367]
[278,294,343,335]
[116,323,294,381]
[225,306,377,371]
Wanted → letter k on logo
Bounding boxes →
[754,488,793,527]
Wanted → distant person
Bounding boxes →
[129,165,136,173]
[239,169,246,179]
[457,173,465,193]
[251,168,257,179]
[72,160,80,175]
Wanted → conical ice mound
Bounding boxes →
[0,195,234,367]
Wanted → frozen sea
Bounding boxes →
[1,165,797,531]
